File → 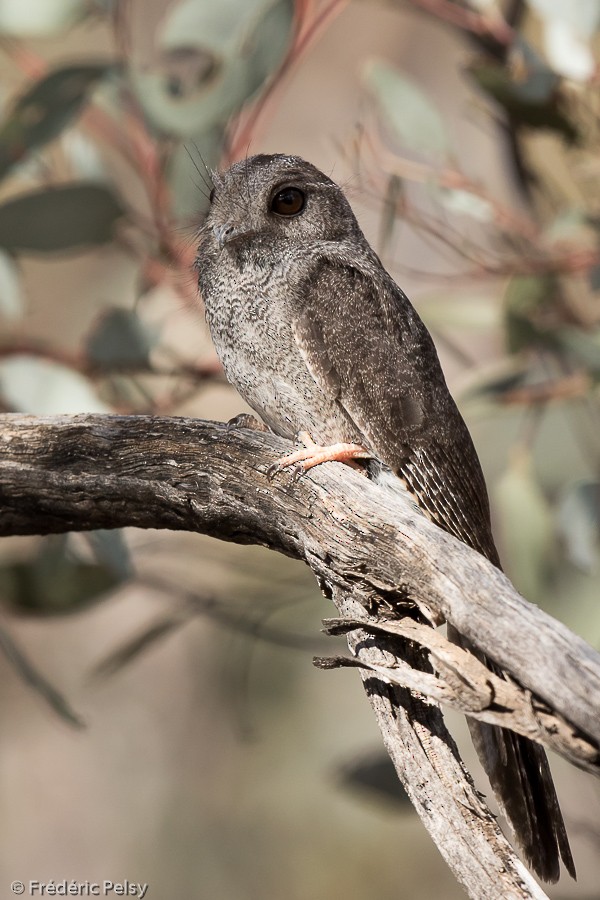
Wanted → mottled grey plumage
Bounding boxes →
[196,153,574,882]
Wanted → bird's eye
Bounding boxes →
[209,187,215,204]
[270,187,305,217]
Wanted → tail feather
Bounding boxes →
[450,627,575,882]
[468,717,575,882]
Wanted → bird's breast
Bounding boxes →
[200,250,362,445]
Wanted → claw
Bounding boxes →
[266,461,282,481]
[227,413,269,433]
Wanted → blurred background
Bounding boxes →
[0,0,599,897]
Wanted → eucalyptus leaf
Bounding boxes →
[129,0,294,137]
[85,530,133,580]
[544,208,588,243]
[510,37,559,103]
[0,536,121,616]
[86,307,160,369]
[0,355,110,414]
[557,479,600,572]
[62,129,107,181]
[363,59,451,161]
[0,64,110,183]
[527,0,600,37]
[0,249,22,319]
[503,275,554,354]
[543,18,596,81]
[556,327,600,374]
[0,183,124,253]
[467,47,579,142]
[0,0,87,36]
[495,452,555,602]
[338,751,411,809]
[435,186,494,222]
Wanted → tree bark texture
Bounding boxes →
[2,412,599,898]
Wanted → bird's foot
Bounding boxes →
[267,431,371,481]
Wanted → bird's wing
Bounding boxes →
[292,260,428,462]
[293,259,495,556]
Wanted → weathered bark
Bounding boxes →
[2,412,599,898]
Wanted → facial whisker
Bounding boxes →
[186,143,215,197]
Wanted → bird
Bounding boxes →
[195,152,575,883]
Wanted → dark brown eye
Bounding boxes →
[270,187,305,217]
[209,187,215,204]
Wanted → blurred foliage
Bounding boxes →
[360,1,600,630]
[0,0,600,894]
[337,750,411,808]
[0,0,298,709]
[0,534,124,616]
[0,64,110,182]
[0,182,124,251]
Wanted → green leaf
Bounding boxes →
[0,183,124,253]
[434,186,494,221]
[495,451,555,602]
[0,65,110,183]
[535,0,600,81]
[0,0,87,36]
[0,249,22,319]
[85,529,133,580]
[129,0,294,137]
[544,207,589,243]
[0,536,122,617]
[557,479,600,572]
[363,59,450,161]
[62,129,106,180]
[338,752,411,809]
[86,307,160,369]
[510,38,559,104]
[528,0,600,37]
[555,326,600,375]
[543,18,595,82]
[0,355,109,413]
[503,275,554,354]
[466,43,579,142]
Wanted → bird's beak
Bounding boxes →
[213,222,249,250]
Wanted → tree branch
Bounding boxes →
[1,412,599,897]
[319,615,598,775]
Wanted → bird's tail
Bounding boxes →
[449,628,575,883]
[468,715,575,883]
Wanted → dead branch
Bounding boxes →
[320,615,598,774]
[1,412,599,898]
